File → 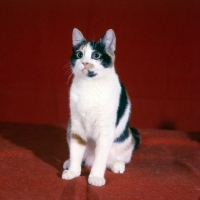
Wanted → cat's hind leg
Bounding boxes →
[108,128,134,174]
[110,161,125,173]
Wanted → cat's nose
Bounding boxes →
[82,62,88,67]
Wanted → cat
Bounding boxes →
[62,28,140,187]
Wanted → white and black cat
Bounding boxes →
[62,28,140,187]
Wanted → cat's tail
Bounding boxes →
[130,127,141,150]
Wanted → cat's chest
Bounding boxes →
[70,81,108,109]
[70,78,120,112]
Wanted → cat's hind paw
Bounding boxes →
[88,175,105,187]
[111,162,125,173]
[62,170,80,180]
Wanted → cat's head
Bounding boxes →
[70,28,116,78]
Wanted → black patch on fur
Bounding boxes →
[115,82,128,126]
[70,40,88,67]
[114,123,129,143]
[90,41,112,68]
[87,70,97,77]
[130,128,140,149]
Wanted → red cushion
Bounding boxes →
[0,122,199,199]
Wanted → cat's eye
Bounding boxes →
[76,51,83,59]
[92,52,101,60]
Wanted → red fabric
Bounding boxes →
[0,122,199,199]
[0,0,200,131]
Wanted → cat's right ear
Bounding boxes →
[100,29,116,53]
[72,28,86,46]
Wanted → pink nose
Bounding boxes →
[82,62,88,67]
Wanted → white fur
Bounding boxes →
[62,29,134,187]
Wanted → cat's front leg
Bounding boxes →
[62,133,86,180]
[88,132,114,187]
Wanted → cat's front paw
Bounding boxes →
[88,175,105,187]
[62,170,80,180]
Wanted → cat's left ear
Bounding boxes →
[100,29,116,52]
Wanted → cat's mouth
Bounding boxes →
[82,68,97,77]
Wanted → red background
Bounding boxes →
[0,0,200,131]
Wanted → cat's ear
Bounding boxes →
[72,28,86,46]
[100,29,116,52]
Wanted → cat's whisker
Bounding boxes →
[64,70,70,76]
[63,63,71,68]
[64,67,72,75]
[66,69,77,85]
[63,65,69,69]
[63,58,71,63]
[66,73,73,85]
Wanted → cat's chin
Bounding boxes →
[82,68,88,75]
[81,69,97,77]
